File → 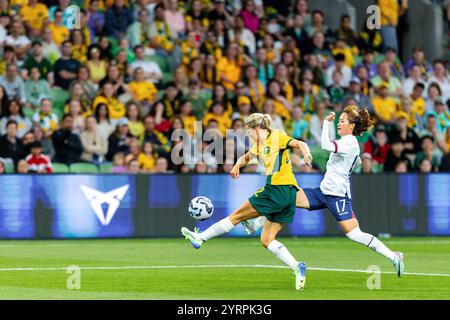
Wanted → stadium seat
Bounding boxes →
[99,162,113,173]
[69,162,99,173]
[50,88,69,112]
[3,161,15,173]
[52,162,70,173]
[22,107,35,121]
[146,54,171,73]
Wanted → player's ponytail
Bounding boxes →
[343,105,374,136]
[244,113,272,130]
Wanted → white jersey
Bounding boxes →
[320,130,360,198]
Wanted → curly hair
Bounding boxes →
[343,105,373,136]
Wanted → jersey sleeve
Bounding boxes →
[277,130,293,150]
[249,143,259,156]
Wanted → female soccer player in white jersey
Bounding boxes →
[181,113,313,290]
[243,105,405,279]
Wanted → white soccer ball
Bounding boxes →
[189,196,214,220]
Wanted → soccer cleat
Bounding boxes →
[181,227,204,249]
[392,252,404,278]
[241,220,256,235]
[294,262,307,290]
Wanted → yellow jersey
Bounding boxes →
[250,129,299,190]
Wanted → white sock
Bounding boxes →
[253,216,267,231]
[267,240,298,271]
[346,227,397,262]
[199,217,235,242]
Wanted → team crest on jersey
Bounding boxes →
[263,146,270,154]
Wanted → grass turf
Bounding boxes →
[0,237,449,299]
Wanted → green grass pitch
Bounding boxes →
[0,237,449,299]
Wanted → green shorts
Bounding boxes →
[248,184,297,224]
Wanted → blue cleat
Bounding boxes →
[181,227,204,249]
[393,252,404,278]
[295,262,307,290]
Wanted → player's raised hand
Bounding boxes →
[325,112,336,122]
[304,153,313,167]
[230,165,240,179]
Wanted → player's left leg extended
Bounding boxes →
[340,218,405,277]
[181,200,261,248]
[261,221,306,290]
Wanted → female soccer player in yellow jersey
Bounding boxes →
[244,105,405,278]
[181,113,313,290]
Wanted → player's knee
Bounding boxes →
[260,236,273,249]
[345,227,364,242]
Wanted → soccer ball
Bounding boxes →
[189,196,214,220]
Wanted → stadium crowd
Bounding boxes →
[0,0,448,174]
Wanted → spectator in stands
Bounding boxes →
[24,42,53,84]
[343,77,372,113]
[137,141,157,172]
[85,46,108,84]
[0,119,25,165]
[419,158,433,173]
[0,63,26,104]
[130,45,163,84]
[427,60,449,101]
[310,102,335,146]
[95,102,115,140]
[153,156,170,173]
[0,85,9,118]
[19,0,48,38]
[107,117,134,161]
[384,138,412,172]
[378,0,399,52]
[109,151,126,173]
[0,159,5,174]
[52,114,83,164]
[128,159,141,174]
[126,101,145,141]
[54,41,81,90]
[41,27,61,64]
[414,135,441,171]
[395,160,409,173]
[86,0,105,39]
[80,115,108,164]
[127,8,151,49]
[16,159,28,174]
[92,82,126,120]
[289,106,309,141]
[142,115,171,157]
[128,67,158,109]
[104,0,134,39]
[326,53,351,88]
[371,61,403,102]
[149,4,178,57]
[425,82,443,114]
[372,83,397,125]
[0,99,31,139]
[32,98,59,138]
[364,124,390,165]
[388,111,420,154]
[48,9,69,46]
[32,125,55,160]
[384,47,404,79]
[360,152,375,174]
[404,45,432,78]
[5,21,31,64]
[25,141,52,173]
[403,65,426,97]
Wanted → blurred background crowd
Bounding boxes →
[0,0,448,174]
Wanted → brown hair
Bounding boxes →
[343,105,373,136]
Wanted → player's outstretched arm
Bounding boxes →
[288,139,313,167]
[321,112,337,152]
[230,151,254,179]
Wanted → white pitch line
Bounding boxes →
[0,264,449,277]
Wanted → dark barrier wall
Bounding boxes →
[0,174,448,239]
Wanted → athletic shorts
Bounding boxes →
[248,184,297,224]
[302,188,355,222]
